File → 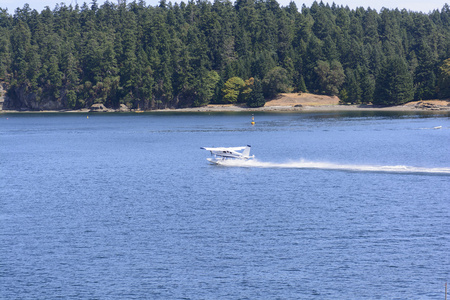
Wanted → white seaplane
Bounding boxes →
[201,145,255,164]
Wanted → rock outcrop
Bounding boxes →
[118,104,130,112]
[412,101,450,110]
[90,103,111,112]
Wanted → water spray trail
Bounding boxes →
[216,159,450,175]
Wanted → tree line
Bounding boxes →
[0,0,449,110]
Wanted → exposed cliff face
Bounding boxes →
[2,85,67,111]
[0,83,5,110]
[1,84,168,111]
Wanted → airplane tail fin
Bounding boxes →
[242,145,251,158]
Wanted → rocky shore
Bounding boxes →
[1,93,449,113]
[157,102,450,113]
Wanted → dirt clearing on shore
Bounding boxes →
[264,93,340,107]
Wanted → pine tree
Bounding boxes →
[414,40,438,100]
[344,68,361,104]
[246,78,266,107]
[10,20,32,83]
[437,58,450,99]
[359,66,375,103]
[373,56,414,106]
[194,70,220,106]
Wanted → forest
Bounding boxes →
[0,0,449,110]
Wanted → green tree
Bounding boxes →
[359,66,375,103]
[437,58,450,99]
[262,66,291,98]
[222,76,244,103]
[343,68,361,103]
[298,74,307,93]
[251,51,277,81]
[10,20,32,83]
[246,78,266,107]
[194,70,220,106]
[239,77,254,103]
[314,60,345,96]
[373,57,414,106]
[0,27,11,80]
[46,54,63,98]
[414,40,437,100]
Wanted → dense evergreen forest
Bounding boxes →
[0,0,449,110]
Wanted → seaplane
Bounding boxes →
[201,145,255,164]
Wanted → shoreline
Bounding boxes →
[157,103,450,113]
[1,96,449,113]
[2,104,449,114]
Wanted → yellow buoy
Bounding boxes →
[87,115,89,119]
[251,114,255,125]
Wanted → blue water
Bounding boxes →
[1,111,449,299]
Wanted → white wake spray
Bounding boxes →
[215,159,450,175]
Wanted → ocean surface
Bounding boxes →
[1,111,449,299]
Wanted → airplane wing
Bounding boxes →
[201,146,247,151]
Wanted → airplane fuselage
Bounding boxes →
[201,145,254,163]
